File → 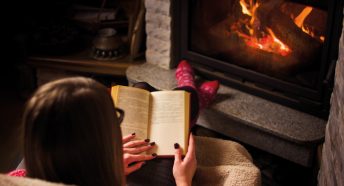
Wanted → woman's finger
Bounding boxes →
[125,161,145,175]
[126,154,156,163]
[174,143,182,164]
[122,134,136,144]
[123,144,154,154]
[123,140,149,148]
[184,134,196,162]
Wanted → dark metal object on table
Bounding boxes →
[92,28,125,60]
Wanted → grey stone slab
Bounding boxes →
[197,109,316,167]
[127,62,176,89]
[205,86,326,144]
[127,63,327,166]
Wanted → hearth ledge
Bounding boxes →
[126,62,327,167]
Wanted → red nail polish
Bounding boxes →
[149,142,155,146]
[132,132,135,136]
[144,139,150,142]
[152,153,157,157]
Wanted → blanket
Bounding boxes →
[193,136,261,186]
[0,174,72,186]
[1,136,260,186]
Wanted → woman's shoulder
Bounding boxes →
[7,169,26,177]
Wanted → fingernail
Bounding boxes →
[132,132,135,136]
[152,153,157,157]
[174,143,179,149]
[144,139,150,142]
[149,142,155,146]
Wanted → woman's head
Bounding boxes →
[23,77,124,186]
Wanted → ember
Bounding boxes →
[233,0,291,56]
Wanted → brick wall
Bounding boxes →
[145,0,172,69]
[318,13,344,186]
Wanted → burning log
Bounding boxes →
[198,17,320,75]
[191,0,325,76]
[280,2,327,40]
[264,7,322,64]
[253,0,284,34]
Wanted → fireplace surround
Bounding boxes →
[172,0,343,118]
[125,0,344,168]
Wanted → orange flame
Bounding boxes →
[239,0,252,16]
[234,0,291,56]
[293,7,325,42]
[294,7,313,27]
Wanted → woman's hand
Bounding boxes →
[122,134,156,175]
[173,134,197,186]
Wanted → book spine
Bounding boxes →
[184,92,190,155]
[111,86,120,106]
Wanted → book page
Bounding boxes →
[111,86,150,140]
[148,91,190,155]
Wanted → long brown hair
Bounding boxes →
[23,77,124,186]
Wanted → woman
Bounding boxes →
[17,77,196,186]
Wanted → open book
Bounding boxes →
[111,85,190,156]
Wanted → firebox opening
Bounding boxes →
[173,0,343,117]
[190,0,327,89]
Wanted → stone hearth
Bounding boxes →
[126,63,326,167]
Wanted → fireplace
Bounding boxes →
[172,0,343,118]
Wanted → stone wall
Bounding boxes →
[144,0,172,69]
[318,15,344,185]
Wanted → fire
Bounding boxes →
[233,0,291,56]
[293,6,325,42]
[239,0,252,16]
[294,7,313,27]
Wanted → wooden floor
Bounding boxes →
[0,90,26,173]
